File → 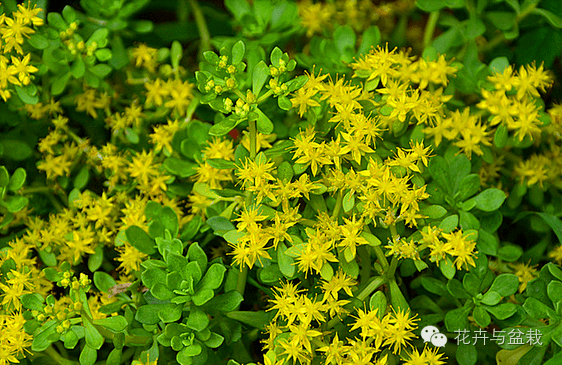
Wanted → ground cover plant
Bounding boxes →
[1,0,562,364]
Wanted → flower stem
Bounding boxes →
[356,275,386,302]
[385,256,399,279]
[188,0,211,58]
[249,120,257,159]
[236,266,248,296]
[423,11,440,49]
[331,190,343,221]
[44,346,78,365]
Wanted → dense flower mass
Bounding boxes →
[1,1,562,365]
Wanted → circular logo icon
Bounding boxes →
[421,326,440,343]
[430,332,448,347]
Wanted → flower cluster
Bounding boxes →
[0,3,42,101]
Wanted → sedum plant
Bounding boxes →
[1,1,562,365]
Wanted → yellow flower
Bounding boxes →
[511,261,537,293]
[131,43,158,72]
[144,78,169,107]
[290,87,320,117]
[115,242,148,275]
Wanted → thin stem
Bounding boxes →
[480,1,539,54]
[385,256,399,279]
[21,186,52,194]
[373,246,389,270]
[423,11,440,49]
[256,90,273,104]
[188,0,211,58]
[44,346,78,365]
[249,120,257,159]
[236,267,248,296]
[247,276,274,298]
[356,275,386,302]
[180,95,200,129]
[331,190,343,221]
[358,245,371,285]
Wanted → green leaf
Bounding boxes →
[28,33,49,49]
[159,303,182,323]
[457,174,480,201]
[440,257,456,279]
[187,305,209,331]
[95,49,112,62]
[142,268,166,290]
[485,302,518,320]
[473,306,491,327]
[90,64,112,78]
[342,191,355,212]
[255,108,274,134]
[278,95,292,110]
[74,166,89,190]
[206,158,236,169]
[62,5,77,23]
[21,293,44,311]
[71,56,85,78]
[0,166,9,187]
[15,85,38,104]
[125,226,156,255]
[207,216,235,235]
[31,320,58,351]
[209,115,240,136]
[197,263,226,291]
[489,56,510,74]
[161,207,179,237]
[2,195,29,213]
[523,297,557,320]
[225,310,273,329]
[225,0,251,21]
[106,348,122,365]
[252,61,269,97]
[429,156,452,194]
[420,205,447,219]
[473,188,506,212]
[193,288,214,306]
[163,157,196,178]
[421,277,449,297]
[459,210,480,230]
[270,47,282,66]
[277,243,295,277]
[83,316,104,349]
[489,274,519,297]
[1,139,32,160]
[532,8,562,28]
[135,304,161,325]
[497,244,523,262]
[548,280,562,304]
[357,26,381,56]
[457,343,477,365]
[536,213,562,245]
[481,291,502,306]
[47,12,67,29]
[439,215,458,233]
[88,246,104,272]
[445,305,471,332]
[51,72,71,95]
[204,332,224,348]
[447,279,471,299]
[207,290,244,312]
[333,25,355,62]
[79,345,97,365]
[93,316,128,332]
[188,242,208,272]
[171,40,183,69]
[231,40,245,64]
